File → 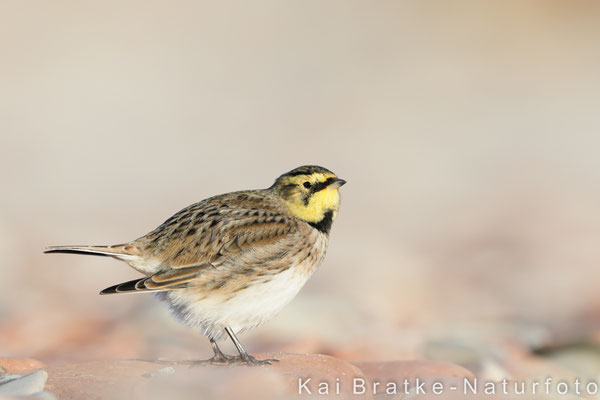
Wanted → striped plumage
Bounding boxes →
[45,165,345,364]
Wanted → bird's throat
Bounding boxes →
[308,210,334,234]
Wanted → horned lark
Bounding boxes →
[45,165,345,365]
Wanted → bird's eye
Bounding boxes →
[303,181,312,189]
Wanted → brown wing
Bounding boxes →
[134,190,298,269]
[100,191,303,295]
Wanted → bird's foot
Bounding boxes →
[131,358,233,366]
[206,352,238,365]
[195,354,279,366]
[130,355,278,367]
[237,354,279,365]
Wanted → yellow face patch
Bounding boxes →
[287,185,341,222]
[274,172,342,223]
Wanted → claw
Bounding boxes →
[130,355,278,367]
[239,354,279,365]
[201,354,279,366]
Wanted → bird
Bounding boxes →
[45,165,346,365]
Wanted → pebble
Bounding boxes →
[0,375,22,385]
[0,370,48,396]
[0,358,45,373]
[0,392,57,400]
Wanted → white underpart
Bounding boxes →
[161,263,315,340]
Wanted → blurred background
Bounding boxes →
[2,0,600,380]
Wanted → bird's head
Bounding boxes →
[271,165,346,231]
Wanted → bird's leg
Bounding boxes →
[224,326,278,365]
[146,338,236,366]
[208,338,236,363]
[154,329,278,367]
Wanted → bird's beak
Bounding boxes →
[328,178,347,189]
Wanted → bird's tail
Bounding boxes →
[44,243,142,259]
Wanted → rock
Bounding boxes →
[340,361,474,399]
[0,394,57,400]
[30,392,59,400]
[45,353,368,400]
[137,353,368,400]
[401,377,471,399]
[401,377,586,399]
[502,353,577,382]
[142,366,175,378]
[0,370,48,396]
[535,342,600,379]
[0,359,45,373]
[135,363,290,400]
[260,352,365,394]
[352,360,475,384]
[45,359,164,400]
[424,340,483,363]
[0,375,22,385]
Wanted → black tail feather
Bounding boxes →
[100,278,145,295]
[44,249,109,257]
